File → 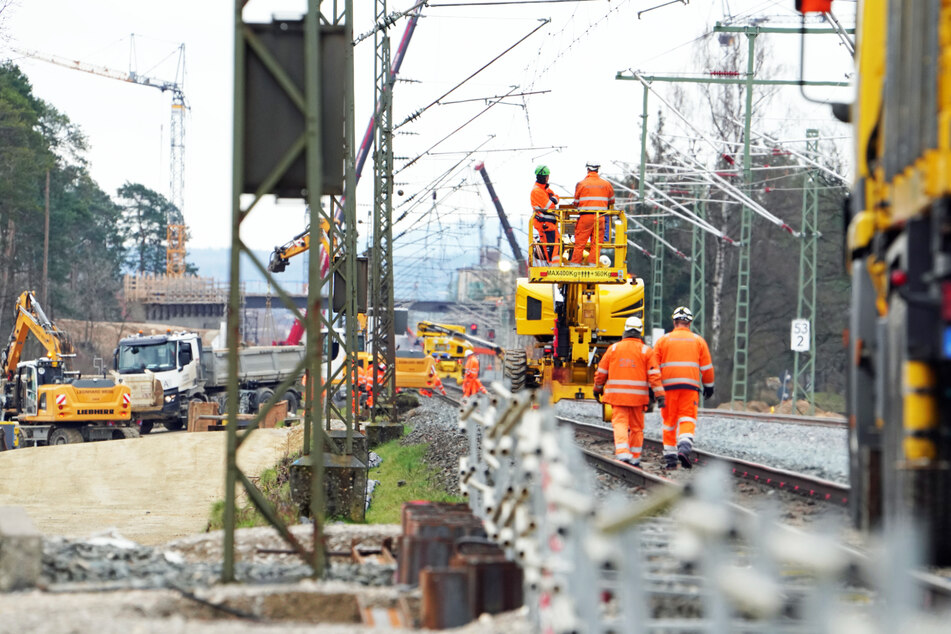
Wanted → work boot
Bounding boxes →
[677,442,693,469]
[664,454,678,471]
[617,456,641,468]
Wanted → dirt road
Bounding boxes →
[0,428,302,545]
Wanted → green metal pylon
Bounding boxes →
[370,0,397,421]
[689,189,706,340]
[792,130,819,414]
[649,218,666,333]
[729,31,757,408]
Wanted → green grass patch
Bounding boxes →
[206,452,301,531]
[365,433,464,524]
[813,391,846,415]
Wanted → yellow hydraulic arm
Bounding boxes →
[1,291,71,379]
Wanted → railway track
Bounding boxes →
[699,407,847,428]
[565,416,850,507]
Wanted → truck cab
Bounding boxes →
[113,331,202,429]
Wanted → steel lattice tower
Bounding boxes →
[729,31,757,406]
[792,130,819,413]
[689,189,706,340]
[370,0,397,420]
[649,219,666,332]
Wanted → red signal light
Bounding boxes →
[795,0,831,13]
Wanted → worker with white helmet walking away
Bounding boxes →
[593,315,663,467]
[462,350,487,400]
[571,161,614,264]
[653,306,715,470]
[530,165,561,263]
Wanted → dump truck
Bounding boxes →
[0,291,134,448]
[112,331,310,433]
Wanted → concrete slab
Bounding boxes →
[0,506,41,591]
[364,422,404,448]
[289,453,369,522]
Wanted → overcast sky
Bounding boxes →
[2,0,853,289]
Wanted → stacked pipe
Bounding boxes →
[395,501,523,629]
[458,383,951,632]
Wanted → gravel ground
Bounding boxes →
[400,394,468,496]
[555,399,849,483]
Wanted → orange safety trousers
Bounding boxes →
[532,218,561,263]
[570,214,607,263]
[462,377,487,397]
[661,389,698,456]
[611,404,645,461]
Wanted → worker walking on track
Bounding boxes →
[593,316,664,467]
[462,350,488,400]
[530,165,561,263]
[571,161,614,264]
[653,306,715,470]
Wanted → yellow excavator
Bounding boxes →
[0,291,134,448]
[506,200,645,402]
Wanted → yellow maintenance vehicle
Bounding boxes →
[505,199,645,402]
[795,0,951,564]
[416,321,503,382]
[0,291,134,448]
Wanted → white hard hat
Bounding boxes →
[624,316,643,332]
[586,161,600,171]
[464,350,473,357]
[599,254,611,267]
[672,306,694,322]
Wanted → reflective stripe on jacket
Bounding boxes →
[653,325,714,392]
[464,354,480,380]
[574,171,615,211]
[531,182,559,223]
[594,336,664,406]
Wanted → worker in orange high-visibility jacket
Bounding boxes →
[652,306,715,470]
[530,165,561,263]
[462,350,488,399]
[593,315,663,467]
[571,161,614,264]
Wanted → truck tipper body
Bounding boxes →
[112,331,308,432]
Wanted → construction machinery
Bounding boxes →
[0,292,134,447]
[416,321,503,382]
[505,199,645,402]
[475,162,528,276]
[113,331,312,433]
[795,0,951,565]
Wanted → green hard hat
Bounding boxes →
[534,165,550,177]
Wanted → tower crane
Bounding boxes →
[14,41,188,277]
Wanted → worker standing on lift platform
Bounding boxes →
[653,306,715,470]
[571,161,614,265]
[593,316,664,467]
[530,165,561,263]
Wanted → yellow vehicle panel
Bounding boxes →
[25,383,132,424]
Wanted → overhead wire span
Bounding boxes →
[628,217,691,261]
[631,71,801,236]
[397,86,520,173]
[429,0,598,5]
[606,175,734,243]
[395,19,550,129]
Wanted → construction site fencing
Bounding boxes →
[459,383,951,633]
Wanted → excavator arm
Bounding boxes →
[416,321,504,357]
[1,292,71,379]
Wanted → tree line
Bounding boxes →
[0,63,192,335]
